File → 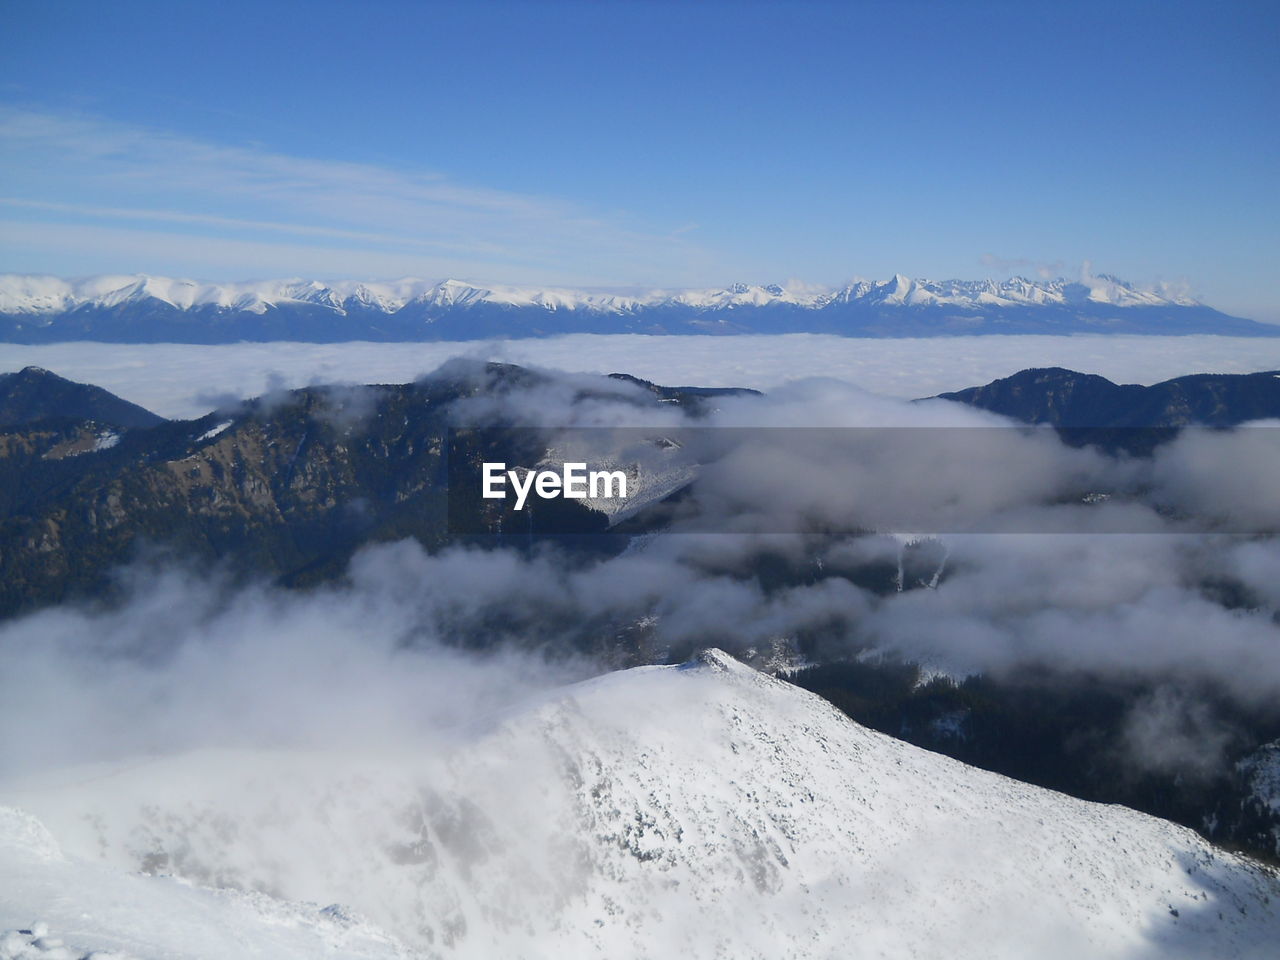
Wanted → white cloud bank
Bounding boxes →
[4,333,1280,419]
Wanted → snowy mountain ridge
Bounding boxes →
[4,271,1270,341]
[3,650,1278,959]
[0,271,1205,316]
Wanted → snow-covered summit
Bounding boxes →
[2,650,1277,959]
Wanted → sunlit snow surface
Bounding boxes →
[194,421,232,442]
[4,334,1280,419]
[3,652,1278,959]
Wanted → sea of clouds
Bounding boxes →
[0,355,1276,793]
[6,333,1280,419]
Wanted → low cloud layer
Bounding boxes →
[6,335,1280,420]
[1,364,1277,794]
[0,543,593,779]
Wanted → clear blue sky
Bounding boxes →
[1,0,1276,319]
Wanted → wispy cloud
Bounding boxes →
[0,219,531,284]
[0,197,508,255]
[978,253,1066,280]
[0,107,714,284]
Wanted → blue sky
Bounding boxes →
[1,0,1276,319]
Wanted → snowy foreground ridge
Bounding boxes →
[3,651,1279,959]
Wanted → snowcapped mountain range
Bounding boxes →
[3,650,1278,959]
[1,272,1273,341]
[0,272,1204,316]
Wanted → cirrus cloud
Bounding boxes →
[0,106,715,285]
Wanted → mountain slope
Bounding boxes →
[2,273,1273,342]
[2,650,1277,959]
[0,807,415,960]
[936,367,1280,427]
[0,367,165,430]
[0,362,747,620]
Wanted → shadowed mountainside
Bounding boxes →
[0,366,165,430]
[936,367,1280,427]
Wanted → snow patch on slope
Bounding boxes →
[539,431,700,522]
[196,421,232,442]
